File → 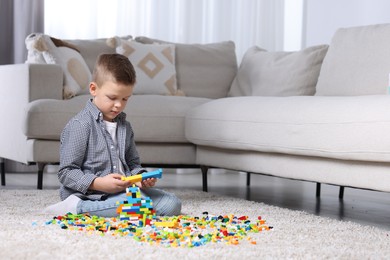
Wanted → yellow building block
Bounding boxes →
[153,220,179,228]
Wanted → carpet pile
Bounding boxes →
[0,189,389,259]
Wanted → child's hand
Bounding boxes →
[135,178,157,188]
[90,173,130,193]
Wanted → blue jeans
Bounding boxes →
[77,188,181,217]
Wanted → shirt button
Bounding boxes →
[111,146,114,149]
[113,166,117,169]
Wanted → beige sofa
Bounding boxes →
[2,23,390,196]
[186,23,390,194]
[0,36,237,189]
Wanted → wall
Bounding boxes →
[303,0,390,47]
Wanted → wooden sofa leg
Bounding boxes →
[316,183,321,197]
[200,166,209,192]
[246,172,251,186]
[339,186,345,199]
[0,158,5,186]
[37,163,47,190]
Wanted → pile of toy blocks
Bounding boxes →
[116,185,155,226]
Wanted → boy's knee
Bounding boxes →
[158,194,182,216]
[170,196,182,216]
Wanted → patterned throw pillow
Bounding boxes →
[108,37,178,95]
[43,46,91,99]
[24,33,92,99]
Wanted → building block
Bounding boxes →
[153,220,179,228]
[121,168,163,183]
[116,184,156,225]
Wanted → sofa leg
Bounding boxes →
[339,186,345,199]
[200,166,209,192]
[0,158,5,186]
[316,183,321,197]
[246,172,251,186]
[37,163,47,190]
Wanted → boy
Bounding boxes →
[44,54,181,217]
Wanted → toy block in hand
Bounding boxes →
[121,168,163,183]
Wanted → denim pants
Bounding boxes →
[77,188,181,217]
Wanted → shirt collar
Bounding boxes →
[86,99,127,123]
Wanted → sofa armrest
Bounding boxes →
[0,63,63,101]
[0,63,63,163]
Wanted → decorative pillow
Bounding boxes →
[107,37,178,95]
[135,36,237,99]
[228,45,329,97]
[315,24,390,96]
[24,33,92,99]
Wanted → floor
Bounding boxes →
[2,166,390,230]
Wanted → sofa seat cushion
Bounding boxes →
[24,95,211,143]
[185,95,390,162]
[125,95,210,142]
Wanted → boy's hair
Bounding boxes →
[92,53,136,86]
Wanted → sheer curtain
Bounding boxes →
[44,0,285,61]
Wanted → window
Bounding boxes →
[45,0,303,61]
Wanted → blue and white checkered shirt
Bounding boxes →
[58,99,146,200]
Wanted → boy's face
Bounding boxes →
[89,81,133,121]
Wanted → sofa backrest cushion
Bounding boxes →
[67,36,132,72]
[228,44,328,97]
[315,23,390,96]
[135,36,237,99]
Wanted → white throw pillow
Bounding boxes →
[109,37,178,95]
[228,45,329,97]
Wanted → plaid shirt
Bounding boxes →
[58,99,146,200]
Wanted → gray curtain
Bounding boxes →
[0,0,44,65]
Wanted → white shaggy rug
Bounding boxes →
[0,188,389,259]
